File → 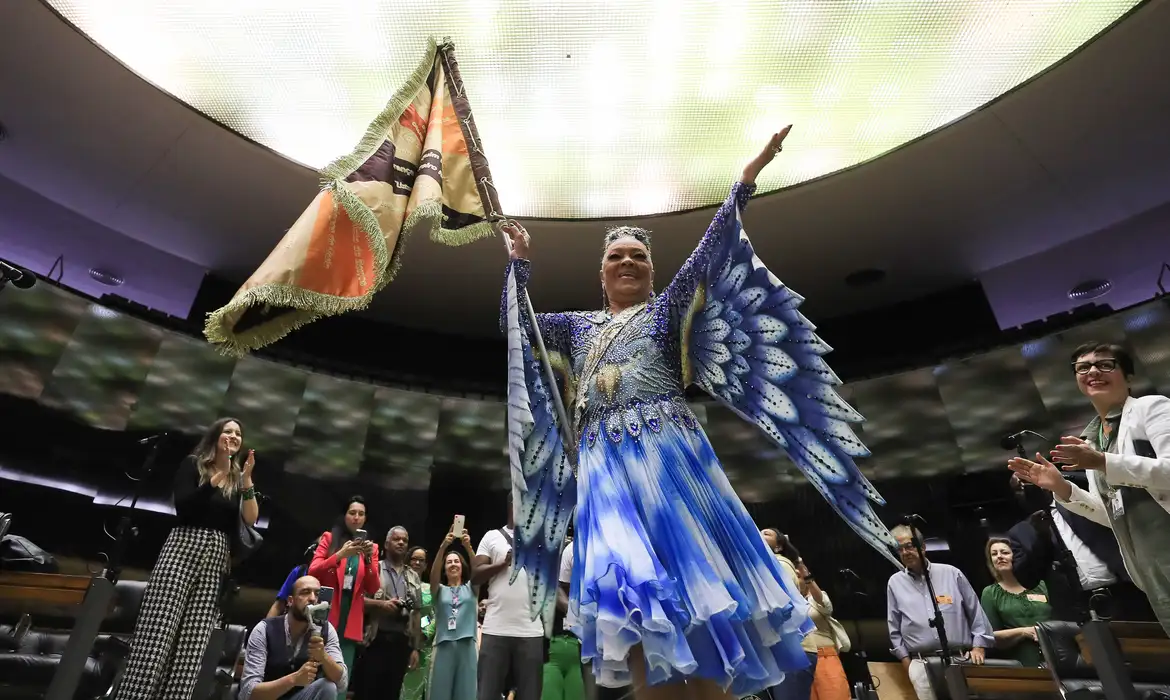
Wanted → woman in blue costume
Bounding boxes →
[499,128,899,700]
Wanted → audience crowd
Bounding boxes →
[104,340,1167,700]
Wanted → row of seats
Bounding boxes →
[932,619,1170,700]
[0,578,248,700]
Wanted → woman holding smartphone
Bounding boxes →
[310,495,381,674]
[428,524,477,700]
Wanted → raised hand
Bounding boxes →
[741,125,793,185]
[1008,453,1072,502]
[460,531,472,550]
[242,449,256,483]
[1050,436,1106,471]
[500,220,530,261]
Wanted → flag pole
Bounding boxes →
[496,221,578,463]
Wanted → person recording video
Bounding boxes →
[359,526,422,700]
[239,576,347,700]
[309,496,381,673]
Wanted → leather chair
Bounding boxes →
[0,579,147,700]
[211,624,249,700]
[1036,620,1170,699]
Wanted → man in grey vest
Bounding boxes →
[239,576,347,700]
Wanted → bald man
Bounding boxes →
[240,576,347,700]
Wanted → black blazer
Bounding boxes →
[1008,504,1127,621]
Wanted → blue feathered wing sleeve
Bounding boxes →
[670,183,901,569]
[502,259,578,622]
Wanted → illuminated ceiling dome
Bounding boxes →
[47,0,1140,218]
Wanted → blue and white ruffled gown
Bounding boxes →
[502,182,900,695]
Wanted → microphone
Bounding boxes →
[0,260,36,289]
[900,513,927,529]
[138,432,168,446]
[1000,430,1048,451]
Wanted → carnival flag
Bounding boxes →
[204,40,501,355]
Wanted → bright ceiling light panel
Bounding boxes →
[46,0,1140,218]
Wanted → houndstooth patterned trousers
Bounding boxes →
[116,526,230,700]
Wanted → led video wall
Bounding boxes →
[1,282,1168,501]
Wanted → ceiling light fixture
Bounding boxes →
[1067,279,1112,301]
[43,0,1143,218]
[89,268,125,287]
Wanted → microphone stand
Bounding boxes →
[48,435,165,700]
[105,436,164,582]
[838,571,878,700]
[909,530,951,666]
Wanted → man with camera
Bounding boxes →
[239,576,347,700]
[359,526,422,700]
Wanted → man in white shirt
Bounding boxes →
[473,496,545,700]
[1008,474,1155,622]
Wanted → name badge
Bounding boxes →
[343,574,354,590]
[1026,594,1048,603]
[1110,490,1125,517]
[448,616,457,631]
[936,594,953,605]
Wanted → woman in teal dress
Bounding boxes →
[428,531,478,700]
[401,546,434,700]
[980,538,1053,666]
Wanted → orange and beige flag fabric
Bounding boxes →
[204,39,502,355]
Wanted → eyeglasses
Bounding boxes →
[1072,359,1118,375]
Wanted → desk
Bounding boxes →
[957,665,1054,696]
[1077,621,1170,667]
[0,571,91,616]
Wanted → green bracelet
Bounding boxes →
[241,487,256,500]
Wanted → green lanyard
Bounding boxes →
[1097,421,1114,452]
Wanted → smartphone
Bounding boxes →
[452,514,465,539]
[319,586,334,604]
[354,529,368,542]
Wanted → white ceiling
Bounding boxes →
[0,0,1168,338]
[39,0,1143,219]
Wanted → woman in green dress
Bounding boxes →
[401,546,433,700]
[980,537,1053,666]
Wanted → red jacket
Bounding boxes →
[308,531,380,642]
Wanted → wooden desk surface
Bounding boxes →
[1077,621,1170,665]
[0,571,94,617]
[961,665,1055,694]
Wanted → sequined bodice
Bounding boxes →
[561,299,694,448]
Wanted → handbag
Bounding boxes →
[231,502,263,565]
[828,616,852,653]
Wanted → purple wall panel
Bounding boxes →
[0,174,206,318]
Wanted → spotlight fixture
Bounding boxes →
[1067,279,1111,301]
[89,268,125,287]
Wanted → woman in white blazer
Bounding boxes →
[1009,342,1170,633]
